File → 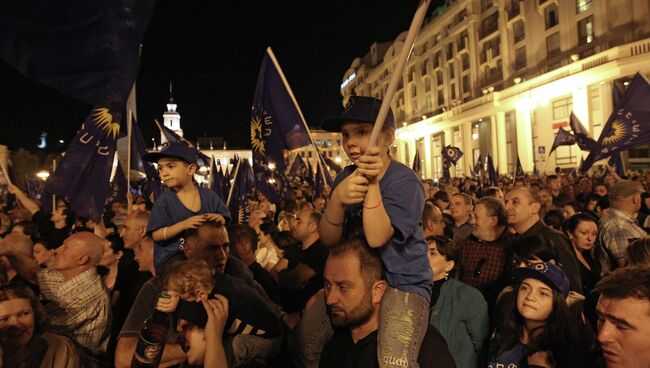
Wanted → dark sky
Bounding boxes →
[0,1,441,151]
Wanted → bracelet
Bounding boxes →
[324,210,344,227]
[363,198,383,209]
[163,226,168,240]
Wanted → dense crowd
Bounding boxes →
[0,96,649,368]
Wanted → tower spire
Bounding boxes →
[169,81,174,103]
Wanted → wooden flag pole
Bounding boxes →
[226,159,242,208]
[0,161,11,186]
[368,0,431,148]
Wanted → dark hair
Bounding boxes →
[259,220,278,238]
[105,233,125,255]
[228,224,259,251]
[61,207,77,231]
[476,197,507,227]
[543,209,565,231]
[511,235,558,266]
[597,266,650,301]
[627,238,650,266]
[484,187,502,198]
[490,281,595,365]
[563,201,583,214]
[12,221,38,240]
[586,193,602,203]
[433,190,450,203]
[596,195,610,211]
[329,238,384,288]
[562,213,598,238]
[546,174,559,184]
[426,236,458,276]
[0,284,47,333]
[272,231,299,250]
[33,237,56,250]
[452,192,473,206]
[184,220,226,242]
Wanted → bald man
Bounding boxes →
[38,232,111,367]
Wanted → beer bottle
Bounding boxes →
[131,292,172,367]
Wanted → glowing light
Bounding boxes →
[268,162,276,170]
[36,171,50,180]
[58,139,64,144]
[335,157,342,163]
[472,133,479,140]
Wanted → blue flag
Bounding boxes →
[515,156,525,177]
[442,146,463,165]
[250,48,311,178]
[472,155,483,176]
[155,119,211,167]
[289,154,308,178]
[582,72,650,171]
[44,107,122,221]
[550,127,577,154]
[569,112,599,151]
[0,0,155,111]
[208,156,225,202]
[228,159,255,225]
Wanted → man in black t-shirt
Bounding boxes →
[318,239,456,368]
[278,208,329,313]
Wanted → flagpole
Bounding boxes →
[226,159,242,208]
[368,0,431,148]
[52,159,57,211]
[126,107,133,213]
[0,161,10,186]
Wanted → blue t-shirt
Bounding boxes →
[147,186,230,268]
[488,342,527,368]
[331,160,432,301]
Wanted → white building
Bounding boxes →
[340,0,650,179]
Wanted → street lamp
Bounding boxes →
[36,171,50,180]
[268,162,276,171]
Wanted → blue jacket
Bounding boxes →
[429,277,489,368]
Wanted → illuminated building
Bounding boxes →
[340,0,650,178]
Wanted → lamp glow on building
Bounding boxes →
[335,156,342,163]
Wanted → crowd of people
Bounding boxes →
[0,96,648,367]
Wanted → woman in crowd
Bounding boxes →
[0,284,79,367]
[427,235,489,368]
[256,220,281,271]
[98,233,124,293]
[627,237,650,266]
[32,238,54,268]
[563,214,601,296]
[488,262,597,367]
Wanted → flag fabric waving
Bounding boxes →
[515,156,525,177]
[486,154,498,185]
[227,159,255,225]
[472,155,483,176]
[155,119,211,167]
[208,156,226,202]
[569,112,599,151]
[250,48,311,175]
[44,107,123,221]
[412,149,421,175]
[582,72,650,171]
[442,146,463,165]
[550,127,577,154]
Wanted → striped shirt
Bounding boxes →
[598,208,647,264]
[38,268,111,366]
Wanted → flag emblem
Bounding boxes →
[93,107,121,139]
[250,115,266,154]
[601,120,627,146]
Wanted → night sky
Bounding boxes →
[0,1,443,151]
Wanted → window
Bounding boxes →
[462,75,471,95]
[515,46,526,70]
[513,20,525,43]
[578,16,594,45]
[420,62,427,76]
[412,99,418,114]
[449,61,455,80]
[552,97,572,120]
[425,96,433,112]
[436,70,444,85]
[407,66,415,82]
[432,51,441,69]
[424,78,432,92]
[545,4,559,29]
[462,53,470,71]
[576,0,592,14]
[437,89,445,107]
[458,31,468,51]
[480,12,499,39]
[446,43,454,60]
[410,83,417,98]
[546,32,560,58]
[481,37,500,64]
[451,83,457,100]
[482,0,494,12]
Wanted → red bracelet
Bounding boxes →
[363,198,383,209]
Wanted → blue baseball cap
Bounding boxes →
[512,262,570,297]
[321,96,396,132]
[143,142,198,165]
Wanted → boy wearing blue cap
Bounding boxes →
[306,96,432,368]
[143,142,230,269]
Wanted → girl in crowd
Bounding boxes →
[488,262,596,367]
[0,284,79,367]
[256,220,281,271]
[563,214,601,296]
[426,235,489,368]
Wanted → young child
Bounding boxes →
[158,259,284,366]
[317,96,433,368]
[143,142,230,269]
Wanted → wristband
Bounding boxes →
[324,210,344,227]
[363,198,383,209]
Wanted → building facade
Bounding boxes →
[340,0,650,179]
